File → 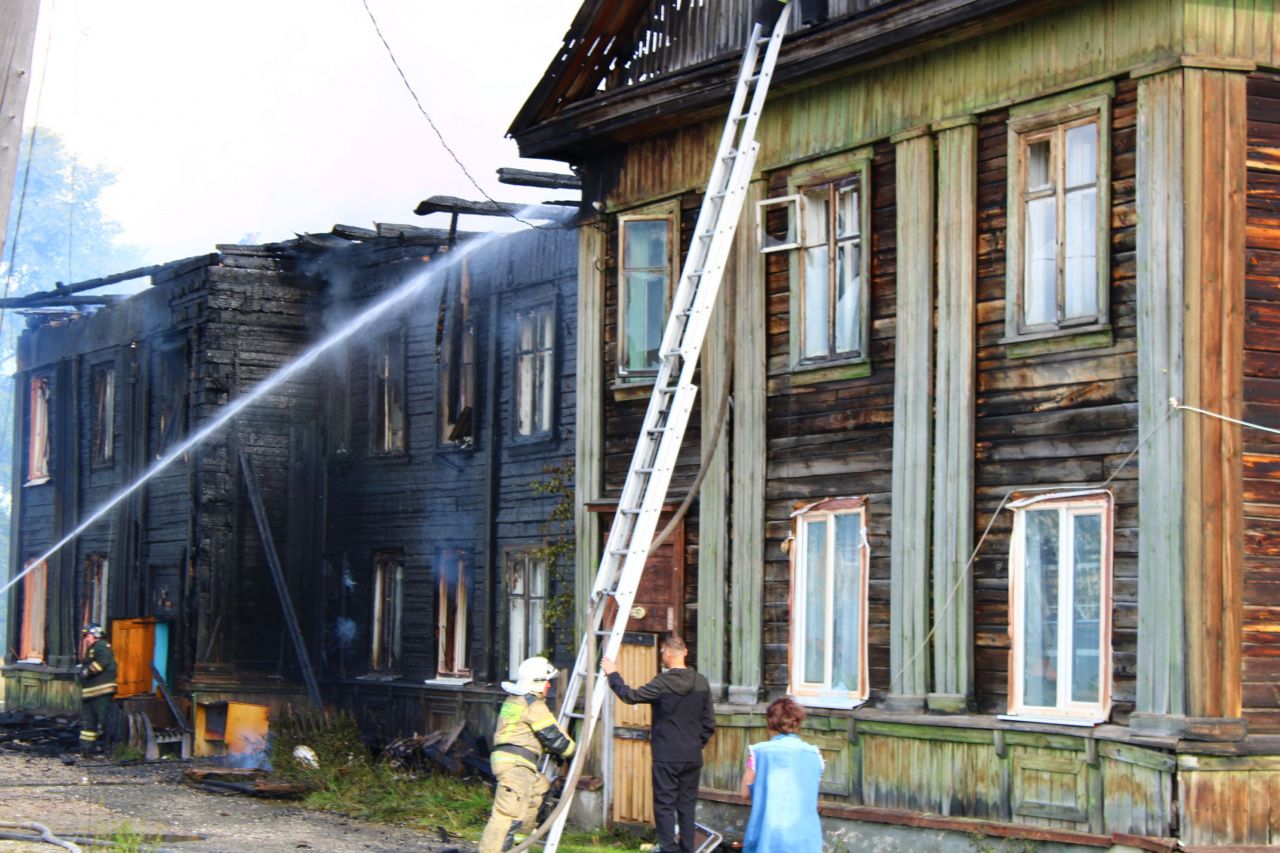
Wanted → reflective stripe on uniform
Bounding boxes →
[81,682,116,698]
[79,730,98,741]
[87,661,103,674]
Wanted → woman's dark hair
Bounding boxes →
[765,696,806,734]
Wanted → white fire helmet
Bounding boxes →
[502,656,559,695]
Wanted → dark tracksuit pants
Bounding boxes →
[79,694,112,751]
[652,760,702,853]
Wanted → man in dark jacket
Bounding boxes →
[602,636,715,853]
[77,623,117,754]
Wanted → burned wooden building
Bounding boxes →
[3,213,579,747]
[511,0,1280,848]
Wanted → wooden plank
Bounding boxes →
[576,223,606,643]
[729,179,767,703]
[888,129,933,704]
[930,119,977,708]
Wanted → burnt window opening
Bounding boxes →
[514,305,556,439]
[506,550,548,679]
[437,262,476,447]
[370,331,406,455]
[26,376,50,484]
[154,342,188,457]
[370,552,403,673]
[326,355,352,456]
[90,364,115,468]
[18,560,47,662]
[81,554,109,634]
[435,548,471,677]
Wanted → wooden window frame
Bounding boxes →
[512,302,558,441]
[89,363,115,469]
[154,338,189,457]
[434,548,471,678]
[1005,491,1113,724]
[1003,92,1112,343]
[505,548,549,679]
[327,354,352,457]
[761,150,873,372]
[616,200,679,381]
[369,328,407,456]
[787,496,870,709]
[25,375,50,485]
[438,263,477,447]
[18,560,47,662]
[369,551,403,674]
[81,553,109,633]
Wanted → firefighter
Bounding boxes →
[478,656,575,853]
[77,623,117,754]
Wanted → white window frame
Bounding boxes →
[513,304,556,439]
[1005,491,1113,724]
[617,200,678,380]
[26,376,50,485]
[370,552,403,674]
[435,549,471,677]
[759,150,872,370]
[1004,91,1112,343]
[506,550,549,679]
[788,496,870,709]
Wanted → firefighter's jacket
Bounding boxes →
[80,638,117,699]
[490,693,575,771]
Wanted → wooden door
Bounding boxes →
[612,634,657,825]
[112,618,156,698]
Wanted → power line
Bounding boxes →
[358,0,548,231]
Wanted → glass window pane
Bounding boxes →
[835,242,860,354]
[1071,513,1103,704]
[1065,123,1097,189]
[1024,196,1057,327]
[832,514,862,693]
[518,314,534,351]
[517,352,533,435]
[1022,509,1060,708]
[803,519,828,685]
[1027,139,1052,190]
[529,558,547,596]
[836,188,858,239]
[529,598,545,657]
[624,220,667,270]
[539,350,554,432]
[625,272,665,370]
[803,245,830,359]
[802,192,829,247]
[509,597,526,679]
[1064,187,1098,319]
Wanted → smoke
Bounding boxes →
[333,616,357,650]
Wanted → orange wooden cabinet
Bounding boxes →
[111,618,156,698]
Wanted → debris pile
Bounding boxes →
[382,721,492,782]
[183,767,307,799]
[0,712,80,756]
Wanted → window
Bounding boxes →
[90,365,115,468]
[618,203,677,378]
[26,376,50,483]
[18,560,47,662]
[370,552,403,672]
[1005,95,1111,340]
[327,356,351,456]
[514,306,555,438]
[506,551,548,678]
[81,554,109,631]
[788,497,869,707]
[370,331,406,454]
[1007,492,1112,722]
[154,342,187,457]
[759,155,871,369]
[438,263,476,445]
[435,548,471,677]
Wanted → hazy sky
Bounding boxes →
[20,0,582,266]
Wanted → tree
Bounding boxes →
[0,129,142,639]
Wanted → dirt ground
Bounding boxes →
[0,752,475,853]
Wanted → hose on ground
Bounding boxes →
[0,821,82,852]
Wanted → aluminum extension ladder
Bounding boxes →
[540,12,790,853]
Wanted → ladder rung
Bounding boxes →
[756,36,772,45]
[662,350,681,359]
[620,507,641,515]
[608,547,629,556]
[657,384,678,394]
[635,466,655,475]
[647,426,667,435]
[721,149,737,161]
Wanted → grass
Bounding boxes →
[108,822,162,853]
[268,710,644,851]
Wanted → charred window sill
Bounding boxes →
[356,672,402,682]
[23,476,51,488]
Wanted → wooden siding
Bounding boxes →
[971,79,1140,719]
[1178,754,1280,846]
[1243,71,1280,733]
[761,142,897,697]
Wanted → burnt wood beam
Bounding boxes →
[413,195,568,221]
[13,255,217,305]
[4,296,124,308]
[496,167,582,190]
[510,0,1054,160]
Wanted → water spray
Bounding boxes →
[0,207,569,601]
